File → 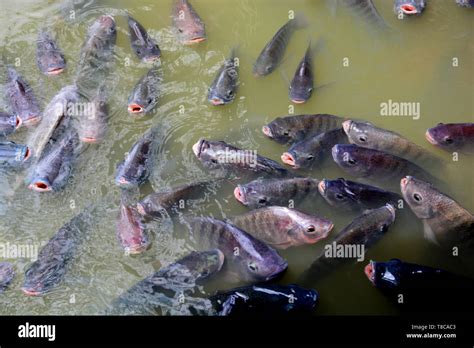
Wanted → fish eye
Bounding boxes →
[258,197,267,204]
[147,97,154,105]
[347,158,357,165]
[283,130,290,136]
[308,88,313,92]
[306,225,316,233]
[226,90,234,97]
[444,137,453,145]
[336,193,345,200]
[306,155,314,161]
[178,28,183,33]
[248,262,258,272]
[358,135,368,143]
[109,27,115,33]
[211,159,218,164]
[413,193,423,202]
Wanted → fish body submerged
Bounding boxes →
[400,176,474,250]
[425,123,474,154]
[75,84,108,144]
[299,204,396,284]
[128,68,160,116]
[189,217,288,283]
[210,284,318,316]
[28,130,79,193]
[127,15,161,62]
[0,112,21,137]
[0,263,15,293]
[22,212,90,296]
[263,114,343,144]
[172,0,206,45]
[109,250,223,315]
[234,177,320,209]
[0,141,30,166]
[115,129,158,188]
[192,139,291,178]
[27,85,80,159]
[332,144,435,186]
[253,16,307,77]
[282,128,347,169]
[137,181,210,218]
[343,120,441,166]
[5,67,41,126]
[36,29,66,75]
[319,178,401,211]
[228,206,333,249]
[208,48,239,106]
[117,198,150,255]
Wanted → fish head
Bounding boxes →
[177,249,225,281]
[90,15,117,42]
[287,209,334,245]
[244,252,288,283]
[262,117,297,144]
[400,176,438,219]
[342,120,377,148]
[174,4,206,45]
[365,259,402,290]
[38,49,66,76]
[207,69,238,105]
[289,77,313,104]
[128,77,158,116]
[234,182,270,208]
[28,175,54,193]
[192,139,228,168]
[394,0,426,16]
[331,144,370,177]
[318,178,358,209]
[425,123,462,152]
[117,204,150,255]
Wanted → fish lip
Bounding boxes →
[46,67,64,75]
[124,244,148,255]
[425,130,438,145]
[192,139,204,158]
[80,137,99,144]
[128,103,145,115]
[28,179,52,192]
[291,98,306,104]
[209,97,225,106]
[318,180,327,195]
[21,287,45,296]
[342,120,353,135]
[385,203,396,220]
[184,37,206,45]
[364,261,376,284]
[143,55,161,63]
[233,186,246,205]
[15,116,22,129]
[331,144,341,159]
[116,176,131,187]
[399,4,419,14]
[262,125,273,138]
[281,152,298,168]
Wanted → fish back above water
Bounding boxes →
[127,68,161,116]
[172,0,206,45]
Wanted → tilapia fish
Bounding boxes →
[339,0,389,30]
[228,206,333,249]
[299,204,396,284]
[332,144,436,187]
[0,263,15,293]
[318,178,401,211]
[289,41,318,104]
[426,123,474,155]
[127,68,161,116]
[343,120,441,166]
[0,112,21,137]
[263,114,343,144]
[188,217,288,283]
[393,0,426,17]
[208,48,239,106]
[5,67,41,126]
[22,211,92,296]
[401,176,474,250]
[127,15,161,62]
[0,141,30,167]
[36,29,66,75]
[253,15,307,77]
[117,196,150,255]
[109,250,223,315]
[27,85,80,159]
[137,181,211,218]
[210,284,318,316]
[234,177,320,209]
[282,128,348,169]
[115,128,158,188]
[172,0,206,44]
[192,139,292,178]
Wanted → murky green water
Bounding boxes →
[0,0,472,315]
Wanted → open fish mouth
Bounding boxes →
[192,139,205,157]
[28,179,52,192]
[399,4,419,14]
[209,97,225,106]
[318,180,327,195]
[23,147,31,162]
[80,136,99,144]
[233,186,247,204]
[128,103,145,114]
[424,130,438,145]
[291,98,306,104]
[15,116,22,129]
[124,244,149,255]
[281,152,298,168]
[143,55,161,62]
[22,287,45,296]
[262,125,273,138]
[47,67,64,75]
[342,120,353,134]
[364,261,376,284]
[116,176,131,187]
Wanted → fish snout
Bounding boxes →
[364,261,376,284]
[342,120,353,135]
[262,125,273,138]
[400,176,413,190]
[399,4,419,14]
[128,103,145,115]
[281,152,297,168]
[425,129,437,145]
[233,186,246,204]
[28,178,53,193]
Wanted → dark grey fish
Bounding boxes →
[75,84,108,144]
[172,0,206,45]
[27,130,79,193]
[234,177,320,209]
[0,112,21,137]
[189,217,288,283]
[22,210,92,296]
[394,0,426,17]
[115,128,158,188]
[109,250,223,315]
[127,68,160,116]
[299,204,396,285]
[282,128,348,169]
[253,15,307,77]
[262,114,343,144]
[318,178,402,211]
[0,263,15,293]
[36,29,66,75]
[137,181,211,218]
[0,141,30,167]
[192,139,292,178]
[210,284,318,316]
[127,15,161,62]
[208,48,239,106]
[289,41,317,104]
[5,67,41,126]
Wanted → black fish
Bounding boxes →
[289,41,320,104]
[127,15,161,62]
[127,68,161,116]
[394,0,426,17]
[208,48,239,106]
